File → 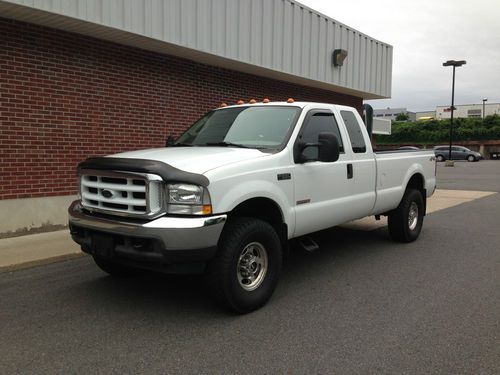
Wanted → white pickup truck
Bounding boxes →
[69,101,436,313]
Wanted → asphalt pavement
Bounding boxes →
[1,161,499,374]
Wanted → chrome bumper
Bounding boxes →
[68,200,226,251]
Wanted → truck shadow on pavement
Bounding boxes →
[68,225,396,316]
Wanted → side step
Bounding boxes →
[299,237,319,252]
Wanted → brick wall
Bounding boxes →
[0,18,362,200]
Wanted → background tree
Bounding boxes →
[395,112,410,121]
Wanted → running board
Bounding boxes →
[299,237,319,252]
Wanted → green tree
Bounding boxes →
[395,112,409,121]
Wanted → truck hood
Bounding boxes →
[111,147,269,174]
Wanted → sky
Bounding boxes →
[299,0,500,112]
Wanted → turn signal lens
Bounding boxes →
[202,205,212,215]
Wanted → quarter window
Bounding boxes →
[340,110,367,153]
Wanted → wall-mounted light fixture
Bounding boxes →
[332,49,348,67]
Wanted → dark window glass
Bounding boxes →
[299,112,344,160]
[340,110,367,153]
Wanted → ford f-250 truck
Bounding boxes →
[69,101,436,313]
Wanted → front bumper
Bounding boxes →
[68,200,226,267]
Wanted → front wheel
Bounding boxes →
[388,189,424,243]
[467,155,476,162]
[205,217,282,313]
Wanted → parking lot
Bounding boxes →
[1,161,499,374]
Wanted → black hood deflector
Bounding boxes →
[77,157,209,187]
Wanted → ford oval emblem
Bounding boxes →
[101,189,114,199]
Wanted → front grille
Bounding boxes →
[80,172,163,217]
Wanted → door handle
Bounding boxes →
[347,163,353,179]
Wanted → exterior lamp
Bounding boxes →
[333,49,348,67]
[442,59,466,166]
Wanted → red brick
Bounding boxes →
[0,17,362,200]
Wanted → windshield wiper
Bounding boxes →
[172,142,194,147]
[204,141,253,149]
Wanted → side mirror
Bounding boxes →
[318,132,340,162]
[294,132,340,163]
[165,135,176,147]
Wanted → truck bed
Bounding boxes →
[372,150,436,215]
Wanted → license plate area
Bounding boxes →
[91,233,115,258]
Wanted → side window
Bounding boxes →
[299,112,344,160]
[340,110,367,153]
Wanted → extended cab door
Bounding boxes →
[293,108,359,237]
[336,108,377,217]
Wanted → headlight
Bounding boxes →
[166,183,212,215]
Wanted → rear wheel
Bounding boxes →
[206,217,282,313]
[436,154,445,162]
[388,189,424,243]
[93,256,137,277]
[467,155,476,162]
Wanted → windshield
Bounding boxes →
[175,106,300,150]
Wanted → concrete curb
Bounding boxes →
[0,252,87,274]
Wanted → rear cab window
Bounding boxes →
[340,110,367,153]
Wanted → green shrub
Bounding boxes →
[376,116,500,144]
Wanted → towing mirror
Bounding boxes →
[295,132,340,163]
[318,132,340,163]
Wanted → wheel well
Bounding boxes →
[406,173,426,213]
[228,198,288,254]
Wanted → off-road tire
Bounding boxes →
[206,217,282,313]
[388,189,424,243]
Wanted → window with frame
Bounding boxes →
[299,112,344,160]
[340,110,367,153]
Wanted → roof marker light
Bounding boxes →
[287,98,295,103]
[263,98,270,103]
[220,102,227,107]
[237,100,244,105]
[249,99,257,104]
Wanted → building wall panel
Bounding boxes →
[1,0,390,97]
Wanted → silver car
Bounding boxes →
[433,145,482,162]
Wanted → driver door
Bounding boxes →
[293,109,354,237]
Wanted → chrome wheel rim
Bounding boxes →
[237,242,268,291]
[408,202,419,231]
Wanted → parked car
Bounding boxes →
[433,145,482,162]
[399,146,420,151]
[69,101,436,313]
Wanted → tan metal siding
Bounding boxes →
[0,0,393,98]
